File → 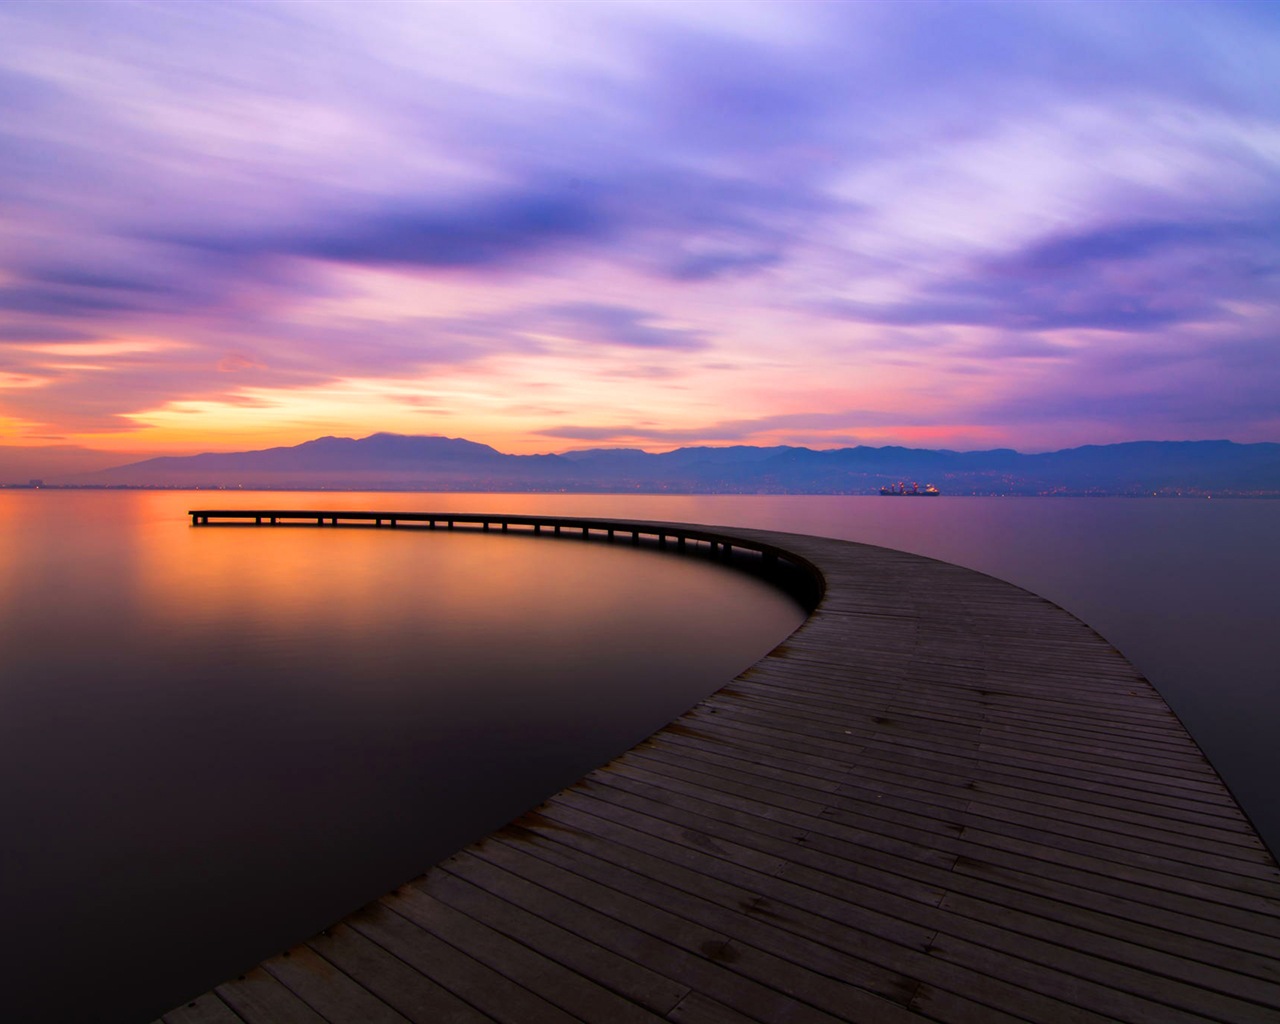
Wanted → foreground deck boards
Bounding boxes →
[163,516,1280,1024]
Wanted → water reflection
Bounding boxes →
[4,488,1277,1022]
[0,491,805,1024]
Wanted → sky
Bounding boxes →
[1,0,1278,474]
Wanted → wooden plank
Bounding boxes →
[348,898,579,1024]
[946,856,1280,973]
[705,676,1214,768]
[933,890,1280,1011]
[577,765,1280,969]
[959,796,1280,879]
[689,699,1231,803]
[444,842,857,1024]
[724,674,1207,758]
[640,730,1247,877]
[409,862,684,1019]
[650,726,1266,859]
[640,739,1279,909]
[470,831,930,1024]
[261,945,412,1023]
[523,798,937,951]
[160,993,246,1024]
[305,923,492,1024]
[483,822,1135,1024]
[535,784,1280,1021]
[214,968,330,1024]
[693,703,1246,818]
[665,990,778,1024]
[603,758,1280,940]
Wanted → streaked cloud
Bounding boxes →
[0,0,1277,459]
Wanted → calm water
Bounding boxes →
[0,490,805,1024]
[2,490,1278,1022]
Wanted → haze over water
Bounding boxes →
[2,488,1277,1022]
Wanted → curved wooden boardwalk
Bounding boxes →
[165,512,1280,1024]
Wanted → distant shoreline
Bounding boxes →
[4,483,1276,498]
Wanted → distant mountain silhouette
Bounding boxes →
[73,433,1280,495]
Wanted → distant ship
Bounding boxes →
[879,482,940,496]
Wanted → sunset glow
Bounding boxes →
[2,1,1278,475]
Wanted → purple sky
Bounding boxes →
[1,1,1278,469]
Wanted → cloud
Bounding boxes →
[174,187,612,271]
[0,285,143,317]
[962,334,1074,361]
[1,1,1279,448]
[960,326,1280,444]
[997,216,1280,314]
[0,308,551,434]
[1011,219,1266,270]
[0,324,96,343]
[217,352,266,373]
[535,303,709,351]
[827,213,1280,332]
[539,409,928,445]
[670,248,781,282]
[826,294,1201,333]
[143,162,818,285]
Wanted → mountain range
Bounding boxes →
[56,433,1280,496]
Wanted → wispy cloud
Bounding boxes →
[0,1,1277,451]
[540,409,932,446]
[825,213,1280,332]
[534,303,709,351]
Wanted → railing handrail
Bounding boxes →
[188,509,827,610]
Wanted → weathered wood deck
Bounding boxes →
[164,513,1280,1023]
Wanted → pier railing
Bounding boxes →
[189,509,826,610]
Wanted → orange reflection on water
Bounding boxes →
[1,487,806,1024]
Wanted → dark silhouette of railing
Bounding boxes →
[189,509,826,610]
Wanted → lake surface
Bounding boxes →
[2,489,1277,1022]
[0,490,805,1024]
